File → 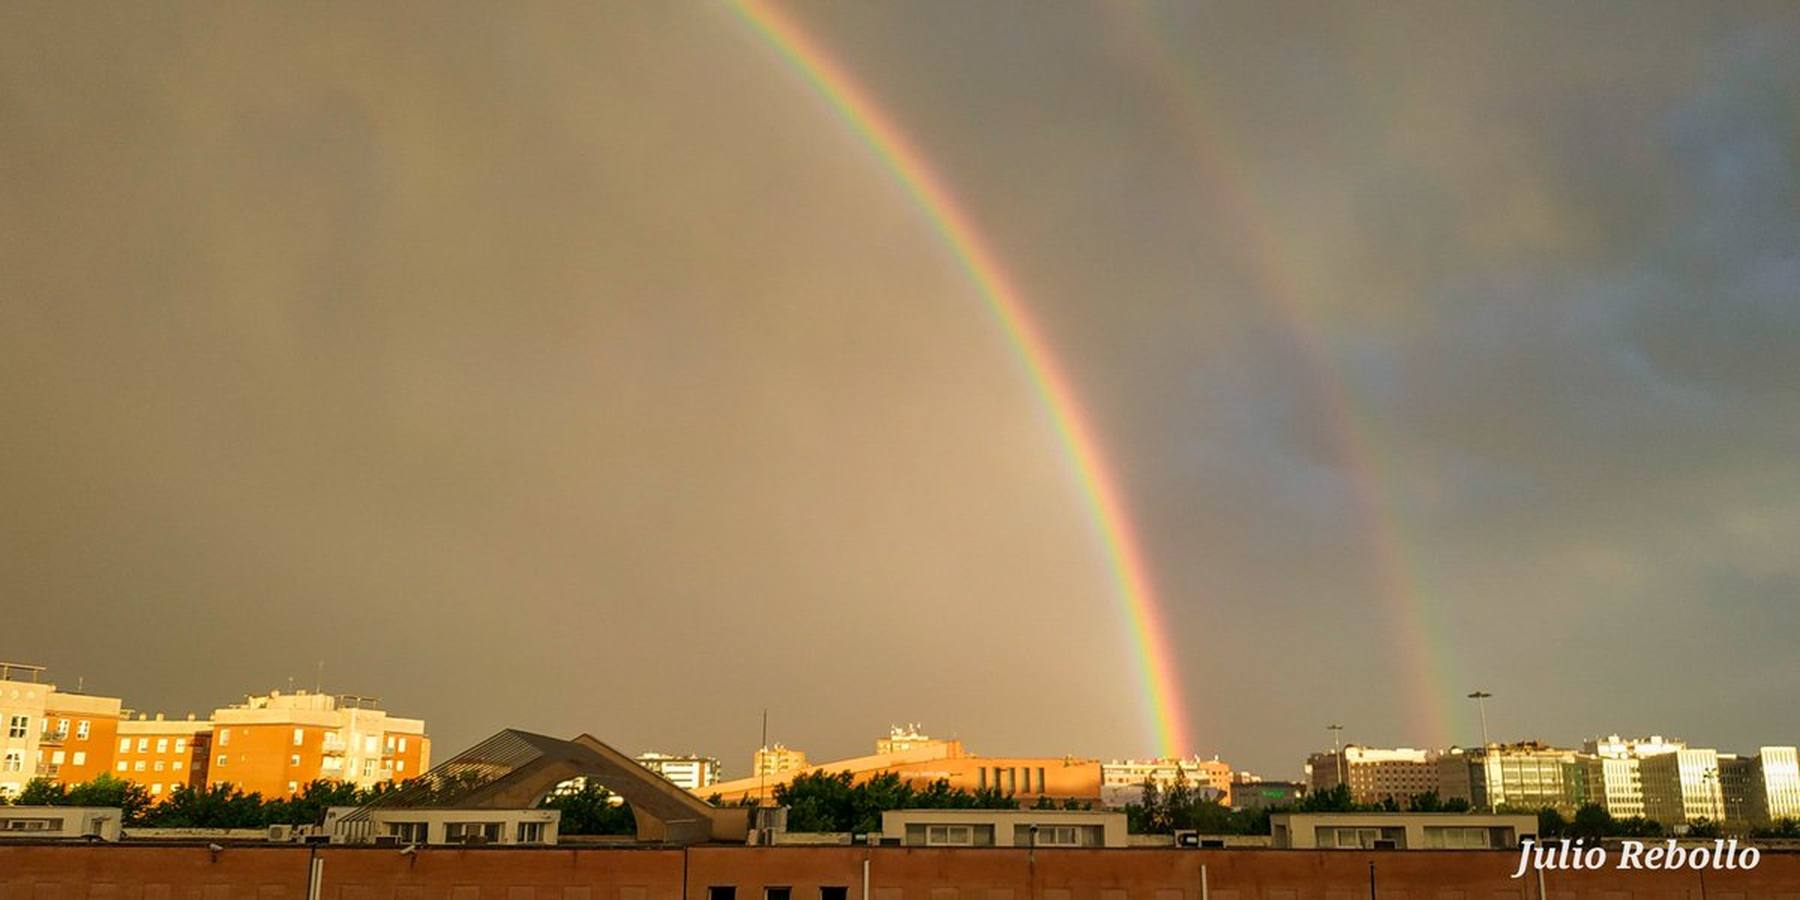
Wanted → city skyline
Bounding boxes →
[5,2,1798,778]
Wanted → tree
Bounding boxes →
[141,783,268,828]
[541,782,636,835]
[1569,803,1614,839]
[17,778,67,806]
[1295,784,1359,813]
[1536,807,1569,838]
[66,775,154,825]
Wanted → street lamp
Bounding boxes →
[1466,691,1493,748]
[1327,723,1346,791]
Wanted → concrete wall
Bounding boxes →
[1,843,1798,899]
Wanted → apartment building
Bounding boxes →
[0,663,125,796]
[751,744,808,779]
[208,690,428,797]
[1307,746,1441,806]
[635,752,721,790]
[1640,748,1724,824]
[113,715,213,799]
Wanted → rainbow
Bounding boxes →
[1108,3,1462,748]
[726,0,1192,757]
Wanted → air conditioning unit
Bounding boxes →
[1373,839,1398,850]
[1174,830,1201,848]
[373,835,401,847]
[269,825,293,842]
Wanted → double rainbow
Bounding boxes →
[727,0,1192,757]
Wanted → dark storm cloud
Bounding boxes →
[3,1,1795,776]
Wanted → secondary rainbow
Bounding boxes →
[727,0,1192,757]
[1107,3,1462,746]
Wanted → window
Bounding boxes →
[6,716,26,739]
[53,719,70,739]
[216,755,227,768]
[76,721,90,740]
[287,781,298,793]
[116,762,127,773]
[385,736,396,751]
[820,888,849,900]
[119,738,131,753]
[364,735,378,753]
[154,760,165,772]
[156,738,168,753]
[396,760,405,772]
[219,730,230,747]
[72,751,86,766]
[175,738,186,752]
[387,821,428,843]
[444,822,502,843]
[134,760,146,772]
[137,738,148,752]
[708,888,737,900]
[925,824,975,846]
[764,888,791,900]
[151,784,163,795]
[173,760,182,770]
[516,821,547,843]
[290,754,301,766]
[362,759,376,777]
[293,728,305,746]
[2,751,22,772]
[398,737,407,752]
[52,751,66,765]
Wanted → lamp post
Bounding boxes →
[1327,723,1346,791]
[1466,692,1493,748]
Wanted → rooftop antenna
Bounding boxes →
[758,708,768,808]
[315,660,324,695]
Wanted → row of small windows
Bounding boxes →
[5,716,92,741]
[116,758,183,773]
[118,737,189,754]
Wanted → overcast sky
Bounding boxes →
[3,1,1796,778]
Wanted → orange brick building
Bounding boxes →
[39,689,124,786]
[207,690,429,798]
[113,715,212,799]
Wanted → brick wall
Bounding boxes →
[1,844,1795,900]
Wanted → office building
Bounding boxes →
[1440,742,1584,814]
[1231,780,1307,810]
[1101,756,1232,806]
[1640,748,1724,824]
[1580,755,1645,818]
[1741,747,1800,825]
[707,735,1100,805]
